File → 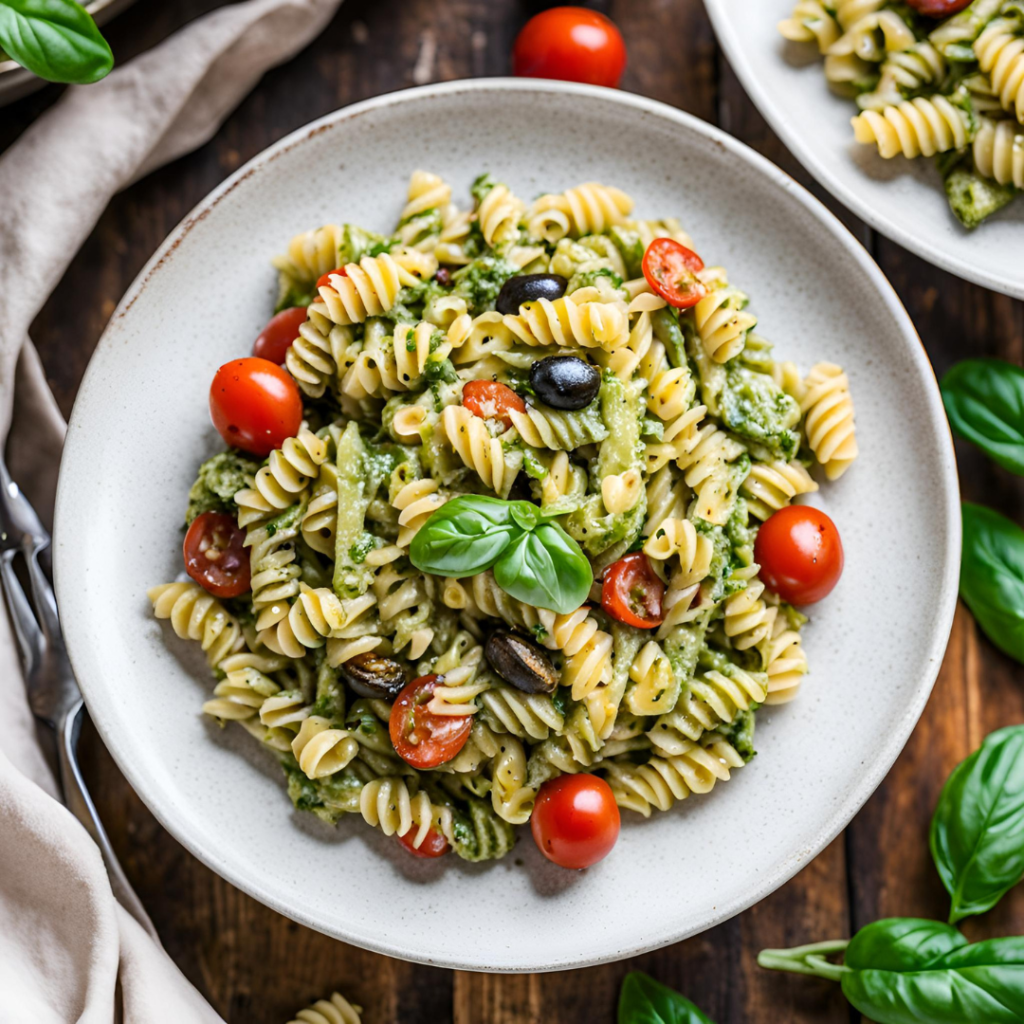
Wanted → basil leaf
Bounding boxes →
[845,919,968,973]
[617,972,717,1024]
[930,725,1024,923]
[493,521,592,614]
[842,933,1024,1024]
[942,360,1024,475]
[960,502,1024,664]
[509,500,542,533]
[409,494,520,577]
[0,0,113,84]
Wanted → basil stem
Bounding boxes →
[617,971,717,1024]
[0,0,113,84]
[941,360,1024,475]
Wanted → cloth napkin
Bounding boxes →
[0,1,343,1019]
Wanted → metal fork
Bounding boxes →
[0,454,158,939]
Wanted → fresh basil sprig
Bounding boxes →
[0,0,113,84]
[409,494,593,614]
[960,502,1024,664]
[941,360,1024,475]
[931,725,1024,924]
[617,972,716,1024]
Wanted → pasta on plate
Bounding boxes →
[779,0,1024,228]
[149,171,857,864]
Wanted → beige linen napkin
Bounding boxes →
[0,0,343,1019]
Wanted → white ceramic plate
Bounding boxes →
[55,79,960,972]
[704,0,1024,298]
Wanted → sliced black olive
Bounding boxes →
[485,630,558,694]
[496,273,568,315]
[341,652,406,699]
[530,355,601,410]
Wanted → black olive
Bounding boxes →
[495,273,568,315]
[340,652,406,699]
[485,630,559,694]
[529,355,601,410]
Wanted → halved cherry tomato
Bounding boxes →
[184,512,250,598]
[754,504,844,606]
[252,306,307,364]
[209,357,302,458]
[462,379,527,430]
[601,552,664,628]
[531,774,620,869]
[315,267,347,292]
[906,0,970,15]
[512,7,627,88]
[396,826,450,859]
[642,238,706,309]
[390,675,472,769]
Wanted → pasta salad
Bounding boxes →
[149,171,856,868]
[779,0,1024,228]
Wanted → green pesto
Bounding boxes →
[943,164,1017,230]
[339,223,394,265]
[607,224,646,278]
[614,620,650,703]
[720,366,800,461]
[718,710,757,763]
[470,172,497,205]
[452,255,520,312]
[274,281,314,314]
[282,758,365,823]
[332,422,374,598]
[651,306,694,376]
[567,266,625,295]
[262,499,305,538]
[662,615,711,698]
[310,657,346,721]
[184,450,260,526]
[446,794,517,862]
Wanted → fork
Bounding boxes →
[0,454,158,939]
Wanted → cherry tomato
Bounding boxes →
[642,238,706,309]
[905,0,970,15]
[512,7,627,88]
[183,512,250,598]
[252,306,307,364]
[601,552,664,628]
[396,826,450,859]
[209,357,302,458]
[315,267,347,292]
[531,774,620,869]
[390,675,472,769]
[754,504,844,606]
[462,379,527,430]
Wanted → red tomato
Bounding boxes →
[462,379,527,430]
[209,357,302,458]
[183,512,250,598]
[512,7,627,88]
[905,0,970,15]
[754,505,844,606]
[315,267,347,292]
[252,306,307,364]
[642,238,706,309]
[390,675,472,769]
[531,774,620,869]
[396,826,450,859]
[601,552,664,628]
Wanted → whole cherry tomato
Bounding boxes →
[252,306,307,364]
[390,675,472,769]
[396,826,450,859]
[462,379,527,430]
[315,267,347,292]
[209,357,302,457]
[512,7,627,88]
[754,504,844,606]
[183,512,250,598]
[642,238,706,309]
[601,552,664,628]
[905,0,971,15]
[531,774,620,869]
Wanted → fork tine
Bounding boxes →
[0,555,43,680]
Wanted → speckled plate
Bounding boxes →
[55,79,959,972]
[704,0,1024,299]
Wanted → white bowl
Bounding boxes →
[55,79,960,971]
[704,0,1024,298]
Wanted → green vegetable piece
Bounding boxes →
[0,0,113,84]
[943,165,1017,231]
[959,502,1024,664]
[410,494,520,576]
[617,971,717,1024]
[493,521,592,615]
[332,422,374,598]
[720,365,800,460]
[941,360,1024,475]
[184,449,259,526]
[931,724,1024,923]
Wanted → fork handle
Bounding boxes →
[58,700,161,941]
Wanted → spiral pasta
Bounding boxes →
[778,0,840,52]
[740,460,819,521]
[317,254,412,326]
[643,517,713,588]
[259,584,377,658]
[974,116,1024,189]
[601,468,643,514]
[765,611,810,705]
[234,427,328,527]
[851,94,972,159]
[273,224,344,287]
[149,582,243,666]
[441,405,520,497]
[800,362,858,480]
[626,641,675,716]
[508,402,609,450]
[476,181,525,247]
[479,683,564,741]
[675,416,747,526]
[502,294,630,351]
[526,182,634,241]
[491,735,535,824]
[292,716,360,779]
[359,776,454,847]
[974,17,1024,123]
[287,992,362,1024]
[694,285,757,364]
[723,565,773,652]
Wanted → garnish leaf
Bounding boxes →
[617,971,717,1024]
[942,360,1024,475]
[493,521,592,614]
[409,494,519,577]
[0,0,113,84]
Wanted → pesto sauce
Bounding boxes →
[720,366,800,460]
[185,450,260,526]
[452,255,519,312]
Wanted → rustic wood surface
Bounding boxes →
[4,0,1024,1020]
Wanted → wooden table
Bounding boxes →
[5,1,1023,1020]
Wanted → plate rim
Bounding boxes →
[702,0,1024,300]
[54,77,962,971]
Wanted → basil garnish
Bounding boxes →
[931,725,1024,924]
[409,494,593,614]
[941,360,1024,476]
[0,0,113,84]
[617,971,717,1024]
